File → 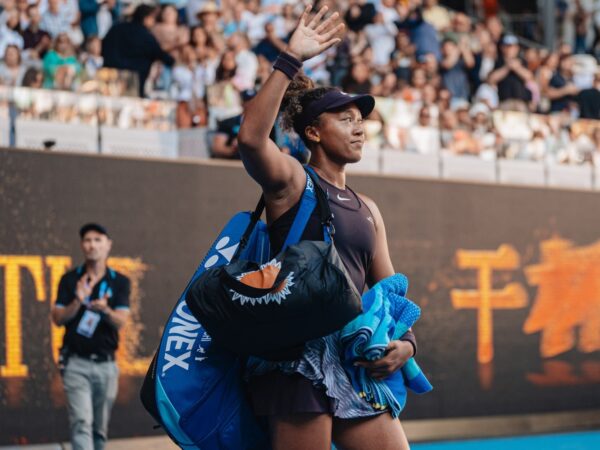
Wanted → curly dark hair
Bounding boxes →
[280,73,336,146]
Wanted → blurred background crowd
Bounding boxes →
[2,0,600,165]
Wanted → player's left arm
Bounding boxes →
[358,194,416,380]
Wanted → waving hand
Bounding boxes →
[286,5,345,61]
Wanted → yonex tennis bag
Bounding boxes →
[185,168,363,361]
[140,206,271,450]
[140,170,328,448]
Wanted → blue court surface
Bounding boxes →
[411,431,600,450]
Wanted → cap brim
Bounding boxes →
[324,94,375,119]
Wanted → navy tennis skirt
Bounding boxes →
[247,370,334,415]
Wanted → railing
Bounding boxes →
[347,148,598,190]
[1,86,210,159]
[1,86,599,190]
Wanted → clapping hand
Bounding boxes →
[285,5,345,62]
[75,274,97,304]
[89,294,110,314]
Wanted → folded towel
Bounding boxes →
[340,274,433,418]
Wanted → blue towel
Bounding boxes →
[340,274,433,418]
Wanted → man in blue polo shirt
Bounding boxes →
[51,223,130,450]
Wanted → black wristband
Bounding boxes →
[400,330,417,357]
[273,52,302,80]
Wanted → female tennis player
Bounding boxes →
[238,5,417,450]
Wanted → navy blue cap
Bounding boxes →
[79,223,109,239]
[294,90,375,137]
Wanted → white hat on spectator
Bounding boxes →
[501,34,519,46]
[197,1,221,17]
[469,102,490,118]
[450,98,470,112]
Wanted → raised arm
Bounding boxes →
[237,5,344,195]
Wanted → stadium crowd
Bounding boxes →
[1,0,600,165]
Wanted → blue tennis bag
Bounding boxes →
[140,173,320,449]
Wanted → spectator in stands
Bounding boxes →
[196,2,225,52]
[152,4,190,53]
[446,12,473,47]
[240,0,270,46]
[20,66,43,87]
[421,53,441,87]
[420,83,439,119]
[484,15,503,45]
[1,3,23,35]
[228,31,258,91]
[395,0,441,61]
[440,36,474,101]
[377,0,400,28]
[43,33,81,89]
[544,55,580,114]
[475,40,497,86]
[557,124,595,164]
[469,102,496,157]
[172,44,207,128]
[474,73,499,110]
[190,25,208,61]
[15,0,29,30]
[404,105,440,154]
[437,86,451,112]
[371,71,398,97]
[210,88,257,159]
[22,4,51,59]
[578,71,600,119]
[572,0,590,54]
[344,0,376,33]
[343,60,372,94]
[186,0,206,27]
[80,35,103,78]
[222,0,246,37]
[206,49,241,114]
[408,66,427,102]
[364,13,396,68]
[439,108,458,148]
[488,34,533,111]
[79,0,120,39]
[102,4,175,97]
[524,47,543,74]
[453,98,472,128]
[521,128,547,161]
[40,0,74,39]
[189,24,222,85]
[280,1,298,36]
[0,8,24,57]
[0,44,25,86]
[253,21,287,63]
[536,51,559,112]
[422,0,452,33]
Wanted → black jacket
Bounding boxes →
[102,21,174,97]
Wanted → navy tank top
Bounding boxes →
[268,176,377,293]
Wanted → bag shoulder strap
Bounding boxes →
[232,196,265,260]
[282,166,334,250]
[304,166,335,241]
[235,166,334,259]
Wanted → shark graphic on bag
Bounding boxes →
[140,171,321,449]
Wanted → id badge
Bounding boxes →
[76,310,101,338]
